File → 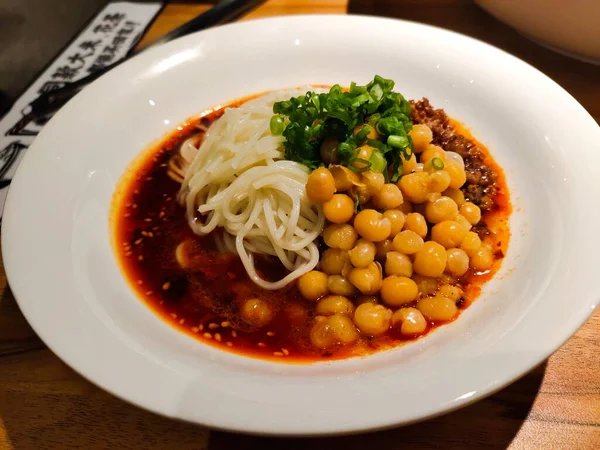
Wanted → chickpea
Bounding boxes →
[320,248,350,274]
[306,167,335,203]
[404,213,428,238]
[454,214,473,231]
[297,270,328,301]
[392,307,427,335]
[385,251,413,277]
[459,202,482,225]
[372,183,404,210]
[323,194,355,224]
[401,153,418,174]
[316,295,355,316]
[417,295,458,321]
[353,303,392,336]
[413,241,447,278]
[425,196,459,224]
[408,124,433,153]
[470,245,493,271]
[352,145,374,170]
[398,172,430,204]
[361,171,385,195]
[356,295,379,305]
[460,231,482,257]
[310,315,359,349]
[330,165,360,191]
[393,230,424,255]
[427,191,441,203]
[349,238,377,268]
[446,248,470,277]
[421,145,445,164]
[241,298,274,327]
[428,170,451,193]
[375,239,395,261]
[438,284,463,302]
[398,201,413,214]
[354,209,391,242]
[348,261,382,295]
[412,274,438,295]
[442,187,465,207]
[323,224,358,250]
[431,220,467,249]
[381,276,418,307]
[327,275,358,296]
[444,159,467,189]
[383,210,405,237]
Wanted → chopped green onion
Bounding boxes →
[387,134,409,149]
[368,150,387,173]
[270,115,285,136]
[431,157,445,170]
[355,125,372,142]
[348,158,371,172]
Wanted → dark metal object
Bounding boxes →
[12,0,265,134]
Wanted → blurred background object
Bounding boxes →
[0,0,109,105]
[476,0,600,64]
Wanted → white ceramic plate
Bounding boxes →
[3,15,600,436]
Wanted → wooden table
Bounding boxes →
[1,1,599,448]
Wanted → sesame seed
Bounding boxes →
[191,327,199,333]
[124,213,131,218]
[133,204,138,209]
[282,348,289,356]
[125,252,132,257]
[160,163,167,167]
[162,282,171,290]
[148,232,154,237]
[231,330,237,337]
[273,352,284,357]
[226,341,233,347]
[134,189,140,194]
[179,318,185,325]
[137,280,143,285]
[144,218,152,222]
[159,211,165,218]
[198,324,204,331]
[138,255,144,261]
[208,323,219,330]
[203,332,213,339]
[258,342,266,348]
[146,176,153,181]
[134,238,143,245]
[266,331,275,337]
[221,321,230,328]
[170,313,177,319]
[145,290,153,295]
[126,203,132,208]
[215,333,222,342]
[141,231,149,237]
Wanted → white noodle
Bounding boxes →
[173,89,324,290]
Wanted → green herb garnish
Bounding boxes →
[272,75,413,177]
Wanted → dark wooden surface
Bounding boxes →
[1,1,599,448]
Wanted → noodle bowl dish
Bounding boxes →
[4,15,600,434]
[112,78,511,361]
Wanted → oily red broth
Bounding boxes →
[111,98,511,363]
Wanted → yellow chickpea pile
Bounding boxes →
[299,123,495,351]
